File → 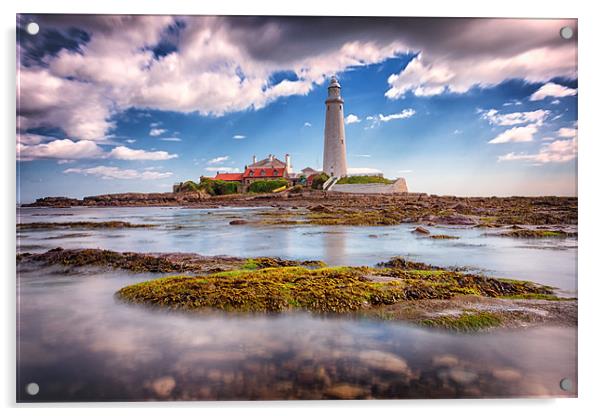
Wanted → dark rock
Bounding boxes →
[412,226,430,235]
[229,219,248,225]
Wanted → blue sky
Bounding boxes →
[17,16,577,202]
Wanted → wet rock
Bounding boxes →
[150,376,176,398]
[412,226,430,235]
[432,354,459,367]
[439,215,477,226]
[368,234,379,239]
[449,369,478,385]
[492,368,522,382]
[325,384,367,399]
[229,219,248,225]
[358,350,410,374]
[309,204,331,212]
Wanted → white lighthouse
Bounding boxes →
[323,75,348,177]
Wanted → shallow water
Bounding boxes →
[17,206,578,293]
[16,206,578,401]
[17,266,576,401]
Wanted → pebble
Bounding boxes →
[325,384,367,399]
[492,368,522,382]
[358,350,410,374]
[150,376,176,398]
[432,354,460,367]
[448,369,478,385]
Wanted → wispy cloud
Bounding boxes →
[207,155,230,165]
[107,146,178,160]
[232,134,246,139]
[480,109,549,126]
[204,166,241,173]
[365,109,416,128]
[488,124,539,144]
[159,137,182,142]
[64,166,173,180]
[303,122,312,127]
[498,126,577,164]
[378,109,416,122]
[498,137,577,164]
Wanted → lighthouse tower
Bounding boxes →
[323,76,348,177]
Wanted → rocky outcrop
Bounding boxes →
[24,191,208,207]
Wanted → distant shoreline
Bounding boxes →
[19,191,578,228]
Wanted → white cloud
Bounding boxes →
[365,109,416,128]
[529,82,577,101]
[347,167,382,175]
[351,154,371,158]
[107,146,178,160]
[498,137,577,164]
[64,165,173,180]
[558,127,577,138]
[17,139,104,161]
[345,114,361,124]
[18,16,576,142]
[207,156,230,165]
[160,137,182,142]
[149,128,167,136]
[232,135,246,139]
[378,109,416,122]
[204,167,241,173]
[481,109,549,126]
[303,122,312,127]
[386,31,576,99]
[125,139,136,144]
[488,124,539,144]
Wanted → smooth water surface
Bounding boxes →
[16,207,577,401]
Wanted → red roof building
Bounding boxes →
[213,172,244,182]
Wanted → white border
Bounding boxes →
[3,0,601,414]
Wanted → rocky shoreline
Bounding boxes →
[23,191,577,228]
[17,248,577,332]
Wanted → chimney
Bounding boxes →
[252,155,256,164]
[285,153,292,173]
[269,154,274,162]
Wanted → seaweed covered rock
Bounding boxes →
[115,264,556,314]
[16,248,327,274]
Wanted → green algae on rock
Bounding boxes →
[16,248,327,274]
[497,229,577,238]
[115,264,555,315]
[420,311,504,332]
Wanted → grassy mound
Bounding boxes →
[116,265,555,314]
[336,176,394,185]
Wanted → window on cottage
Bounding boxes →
[260,170,265,176]
[249,170,254,177]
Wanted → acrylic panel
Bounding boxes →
[16,15,578,402]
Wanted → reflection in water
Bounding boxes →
[16,207,578,401]
[17,207,578,293]
[17,267,576,401]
